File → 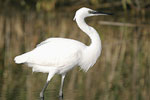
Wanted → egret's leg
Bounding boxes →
[59,74,66,97]
[40,73,55,100]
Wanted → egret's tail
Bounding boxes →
[14,53,28,64]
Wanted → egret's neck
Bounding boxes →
[76,18,101,49]
[75,17,102,72]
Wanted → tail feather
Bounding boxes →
[14,53,28,64]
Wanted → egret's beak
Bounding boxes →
[89,10,113,16]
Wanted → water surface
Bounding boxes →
[0,11,150,100]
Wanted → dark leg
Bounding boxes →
[40,73,55,100]
[40,81,49,100]
[59,74,66,98]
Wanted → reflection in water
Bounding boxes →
[0,11,150,100]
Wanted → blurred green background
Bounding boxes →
[0,0,150,12]
[0,0,150,100]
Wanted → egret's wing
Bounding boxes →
[26,38,85,67]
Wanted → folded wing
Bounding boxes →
[15,38,86,68]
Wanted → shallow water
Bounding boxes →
[0,11,150,100]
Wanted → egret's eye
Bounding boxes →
[88,10,94,14]
[88,10,97,14]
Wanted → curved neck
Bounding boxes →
[76,18,101,48]
[75,17,102,72]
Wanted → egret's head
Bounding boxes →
[73,7,112,21]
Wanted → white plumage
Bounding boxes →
[15,38,86,73]
[14,7,111,99]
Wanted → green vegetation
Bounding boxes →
[1,0,150,12]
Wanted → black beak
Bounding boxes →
[89,10,113,15]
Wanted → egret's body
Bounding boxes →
[19,38,86,74]
[14,7,111,100]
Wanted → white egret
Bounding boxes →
[14,7,112,100]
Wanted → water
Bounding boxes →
[0,11,150,100]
